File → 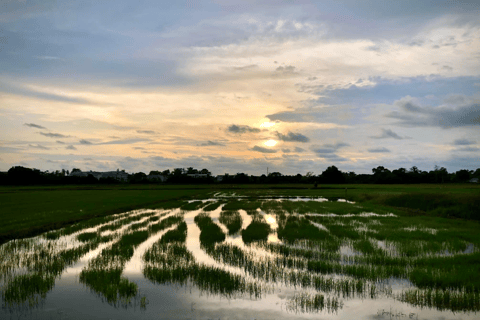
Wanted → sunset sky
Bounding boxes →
[1,0,479,175]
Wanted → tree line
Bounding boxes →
[0,165,479,185]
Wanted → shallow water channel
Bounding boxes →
[1,194,478,319]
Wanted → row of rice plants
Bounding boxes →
[207,243,369,299]
[143,221,264,299]
[218,210,243,235]
[285,292,343,314]
[79,215,182,305]
[1,234,114,308]
[1,273,55,310]
[397,289,480,312]
[194,213,225,247]
[277,215,330,244]
[241,215,271,244]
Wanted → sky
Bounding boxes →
[1,0,479,175]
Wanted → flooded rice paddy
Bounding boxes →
[1,192,479,319]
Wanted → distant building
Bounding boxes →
[69,169,128,181]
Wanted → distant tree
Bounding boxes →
[149,170,161,175]
[71,168,81,173]
[186,167,198,174]
[161,169,170,176]
[200,168,211,175]
[455,169,471,182]
[321,166,345,184]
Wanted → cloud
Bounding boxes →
[98,138,150,145]
[39,132,70,138]
[453,138,476,146]
[368,147,391,153]
[371,128,405,140]
[457,147,479,152]
[199,140,225,146]
[0,81,95,105]
[29,144,49,150]
[294,147,305,153]
[266,106,352,125]
[276,131,310,143]
[251,145,277,153]
[66,145,77,150]
[386,97,480,128]
[311,142,349,161]
[227,124,261,134]
[79,139,93,145]
[56,140,65,144]
[136,130,156,134]
[24,123,46,129]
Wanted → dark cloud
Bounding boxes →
[267,105,351,124]
[275,65,296,74]
[458,147,479,152]
[24,123,46,129]
[66,145,77,150]
[387,98,480,128]
[251,146,277,153]
[368,147,391,153]
[39,132,69,138]
[371,128,405,140]
[227,124,261,134]
[79,139,93,145]
[453,138,476,146]
[29,144,49,150]
[294,147,305,153]
[311,142,349,161]
[98,138,150,145]
[136,130,156,134]
[276,131,310,143]
[282,149,291,153]
[56,140,65,144]
[199,140,225,146]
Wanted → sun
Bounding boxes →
[264,140,277,147]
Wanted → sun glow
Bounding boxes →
[264,140,277,147]
[260,122,276,128]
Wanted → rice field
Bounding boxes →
[1,191,479,319]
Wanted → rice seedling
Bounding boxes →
[397,289,480,311]
[1,273,55,309]
[219,210,243,234]
[285,292,343,314]
[202,201,225,212]
[194,212,225,247]
[79,215,181,306]
[77,231,99,242]
[277,215,330,243]
[242,218,271,244]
